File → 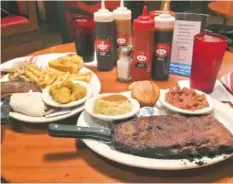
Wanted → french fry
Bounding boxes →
[62,72,70,81]
[38,81,46,88]
[38,73,50,87]
[69,75,91,83]
[47,67,65,75]
[27,67,42,77]
[54,75,63,83]
[86,74,92,83]
[25,70,39,83]
[76,72,92,76]
[46,75,57,86]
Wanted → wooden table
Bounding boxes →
[208,1,233,24]
[2,43,233,183]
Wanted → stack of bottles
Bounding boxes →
[94,0,175,82]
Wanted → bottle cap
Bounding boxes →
[113,0,131,19]
[154,12,175,29]
[94,0,114,22]
[133,6,155,31]
[149,10,175,19]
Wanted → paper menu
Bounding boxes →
[169,13,208,77]
[170,20,201,76]
[177,80,233,104]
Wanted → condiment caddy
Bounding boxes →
[93,0,176,82]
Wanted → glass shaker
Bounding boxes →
[117,46,132,82]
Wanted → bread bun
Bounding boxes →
[129,80,160,106]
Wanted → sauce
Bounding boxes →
[101,94,128,102]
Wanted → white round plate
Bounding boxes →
[160,89,214,115]
[42,80,92,108]
[0,53,101,123]
[77,91,233,170]
[84,93,140,121]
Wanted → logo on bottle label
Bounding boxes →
[96,38,111,54]
[154,44,171,58]
[133,50,150,68]
[116,34,129,46]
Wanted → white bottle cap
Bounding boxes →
[94,0,114,22]
[113,0,131,19]
[154,12,175,29]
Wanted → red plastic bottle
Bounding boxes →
[132,6,155,81]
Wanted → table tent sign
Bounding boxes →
[169,12,208,76]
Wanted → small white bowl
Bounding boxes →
[42,80,92,108]
[85,93,140,121]
[159,89,214,115]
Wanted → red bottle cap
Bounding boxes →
[133,6,155,31]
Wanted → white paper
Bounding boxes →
[170,20,201,76]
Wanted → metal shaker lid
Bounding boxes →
[118,46,132,57]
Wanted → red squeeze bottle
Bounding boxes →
[132,6,155,81]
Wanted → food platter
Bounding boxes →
[0,53,101,123]
[160,89,215,115]
[42,80,92,108]
[77,91,233,170]
[84,93,140,121]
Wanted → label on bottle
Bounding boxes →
[96,37,111,56]
[133,50,150,68]
[154,43,171,60]
[116,34,129,46]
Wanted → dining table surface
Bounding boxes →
[1,43,233,183]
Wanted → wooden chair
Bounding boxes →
[1,1,42,62]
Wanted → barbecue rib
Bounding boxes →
[113,114,233,159]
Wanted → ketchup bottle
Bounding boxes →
[132,6,155,81]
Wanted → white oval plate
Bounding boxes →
[42,80,92,108]
[160,89,215,115]
[78,91,233,170]
[85,93,140,121]
[0,53,101,123]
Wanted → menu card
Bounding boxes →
[169,13,208,76]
